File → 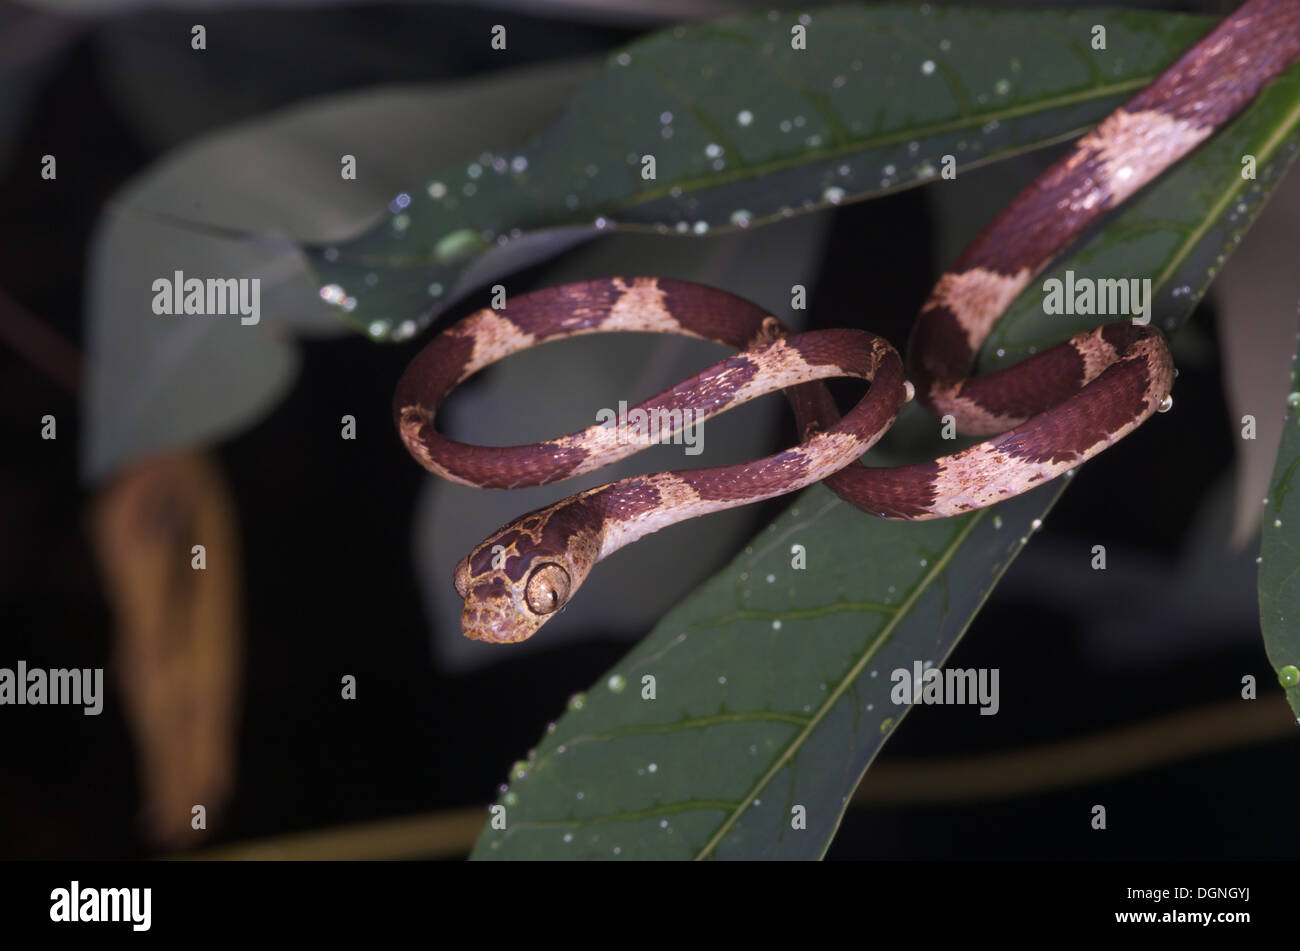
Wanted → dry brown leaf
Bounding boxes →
[91,450,242,848]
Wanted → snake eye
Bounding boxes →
[524,563,571,615]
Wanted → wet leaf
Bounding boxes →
[982,65,1300,368]
[310,4,1216,338]
[1259,326,1300,719]
[470,53,1300,861]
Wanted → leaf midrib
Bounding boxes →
[693,504,987,860]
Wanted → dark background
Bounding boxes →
[1,0,1295,860]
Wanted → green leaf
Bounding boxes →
[476,481,1067,861]
[470,56,1300,861]
[982,65,1300,368]
[1260,333,1300,718]
[309,4,1216,339]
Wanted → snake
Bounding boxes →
[394,0,1300,644]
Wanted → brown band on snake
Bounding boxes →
[395,0,1300,643]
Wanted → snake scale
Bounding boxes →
[394,0,1300,644]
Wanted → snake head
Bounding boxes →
[454,498,603,644]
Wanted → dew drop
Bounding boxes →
[503,792,519,807]
[647,763,658,773]
[1030,518,1043,533]
[729,209,753,228]
[737,109,754,127]
[1279,665,1300,688]
[903,380,915,402]
[1275,519,1283,528]
[567,692,586,712]
[427,181,446,199]
[993,515,1003,530]
[434,228,486,265]
[1157,394,1174,413]
[921,60,936,75]
[607,674,627,693]
[880,716,895,734]
[615,52,631,66]
[692,220,709,235]
[511,760,528,780]
[563,833,574,843]
[919,558,928,567]
[823,186,846,204]
[1287,392,1300,408]
[772,620,782,630]
[705,143,723,159]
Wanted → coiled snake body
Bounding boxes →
[395,0,1300,644]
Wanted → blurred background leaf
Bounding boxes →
[82,59,598,482]
[1216,171,1300,546]
[91,450,242,846]
[19,0,749,18]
